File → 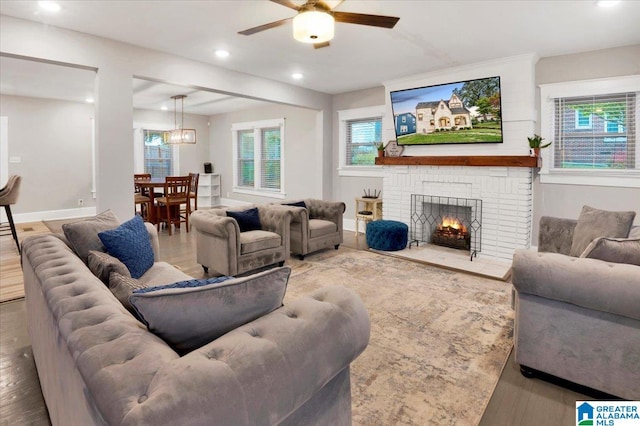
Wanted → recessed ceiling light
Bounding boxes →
[85,98,94,104]
[215,50,230,58]
[38,1,61,12]
[597,0,620,7]
[161,106,168,111]
[291,73,304,80]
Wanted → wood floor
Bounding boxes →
[0,224,596,425]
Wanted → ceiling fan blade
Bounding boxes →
[269,0,301,11]
[313,41,331,49]
[332,11,400,29]
[238,17,292,36]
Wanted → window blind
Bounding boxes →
[237,130,254,187]
[553,92,636,170]
[260,127,281,190]
[143,129,173,179]
[346,117,382,166]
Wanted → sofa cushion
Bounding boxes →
[109,272,149,313]
[129,266,291,353]
[62,210,120,263]
[87,250,130,285]
[309,219,337,239]
[226,207,262,232]
[240,230,281,254]
[580,237,640,266]
[98,215,154,279]
[569,205,636,257]
[138,262,194,287]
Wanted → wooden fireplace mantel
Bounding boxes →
[375,155,538,168]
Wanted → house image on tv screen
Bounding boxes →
[394,112,416,136]
[416,93,472,134]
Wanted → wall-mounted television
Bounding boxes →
[390,76,503,146]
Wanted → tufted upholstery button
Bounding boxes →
[286,311,297,319]
[248,329,260,338]
[138,395,147,403]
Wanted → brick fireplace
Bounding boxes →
[381,163,533,262]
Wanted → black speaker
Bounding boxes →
[204,162,212,174]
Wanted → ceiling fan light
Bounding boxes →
[293,11,334,44]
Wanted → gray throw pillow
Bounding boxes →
[130,266,291,353]
[569,205,636,257]
[87,250,131,285]
[580,237,640,266]
[62,210,120,263]
[109,272,149,313]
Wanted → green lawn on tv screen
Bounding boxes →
[398,122,502,145]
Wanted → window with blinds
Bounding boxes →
[232,119,284,195]
[346,117,382,166]
[143,129,173,179]
[552,92,637,170]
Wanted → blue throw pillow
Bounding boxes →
[134,276,233,294]
[98,215,154,279]
[226,208,262,232]
[284,201,307,209]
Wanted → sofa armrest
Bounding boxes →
[512,249,640,320]
[191,211,241,239]
[538,216,577,254]
[144,222,160,261]
[122,285,371,425]
[306,199,346,225]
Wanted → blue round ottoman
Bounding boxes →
[366,220,408,251]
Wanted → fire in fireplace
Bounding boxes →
[432,217,471,250]
[410,194,482,260]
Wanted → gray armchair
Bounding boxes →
[274,199,346,260]
[511,216,640,399]
[0,175,22,254]
[191,205,293,276]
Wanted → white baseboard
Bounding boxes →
[219,198,253,207]
[13,207,97,224]
[343,218,368,234]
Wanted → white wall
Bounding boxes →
[1,15,332,221]
[532,45,640,243]
[0,94,95,216]
[208,103,321,204]
[332,86,386,224]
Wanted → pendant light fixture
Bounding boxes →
[166,95,196,144]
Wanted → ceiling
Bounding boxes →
[1,0,639,114]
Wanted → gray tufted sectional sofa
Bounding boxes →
[21,225,370,425]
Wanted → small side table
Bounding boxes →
[355,197,382,237]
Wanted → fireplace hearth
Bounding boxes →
[410,194,482,260]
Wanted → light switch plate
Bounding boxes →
[9,156,21,163]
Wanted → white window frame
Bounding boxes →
[133,123,180,176]
[231,118,285,199]
[337,105,385,177]
[539,75,640,188]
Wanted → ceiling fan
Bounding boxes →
[238,0,400,49]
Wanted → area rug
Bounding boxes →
[284,247,514,425]
[0,221,51,303]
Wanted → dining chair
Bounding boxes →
[155,175,192,235]
[188,172,199,211]
[134,173,152,220]
[0,175,22,254]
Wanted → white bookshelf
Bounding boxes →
[197,173,221,208]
